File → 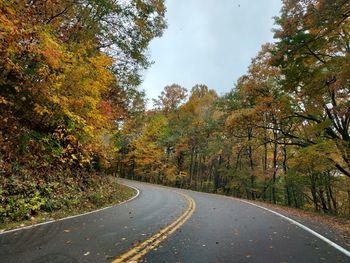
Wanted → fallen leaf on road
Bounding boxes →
[66,240,72,244]
[84,251,90,256]
[63,229,71,233]
[132,240,141,246]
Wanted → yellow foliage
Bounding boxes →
[38,31,62,69]
[34,103,50,116]
[0,96,8,104]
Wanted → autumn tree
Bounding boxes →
[153,84,187,113]
[0,0,166,222]
[273,0,350,178]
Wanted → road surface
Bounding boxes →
[0,179,349,262]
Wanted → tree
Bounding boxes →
[153,84,187,113]
[0,0,167,221]
[273,0,350,177]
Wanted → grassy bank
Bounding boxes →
[0,176,136,232]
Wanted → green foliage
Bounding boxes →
[88,193,104,206]
[41,200,63,213]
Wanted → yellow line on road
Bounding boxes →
[112,191,196,263]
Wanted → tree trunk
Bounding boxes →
[272,128,278,204]
[189,147,195,187]
[248,128,255,200]
[282,143,291,206]
[310,173,319,211]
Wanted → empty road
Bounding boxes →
[0,179,349,262]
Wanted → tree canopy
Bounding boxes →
[0,0,166,222]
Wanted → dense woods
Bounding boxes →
[117,0,350,216]
[0,0,166,222]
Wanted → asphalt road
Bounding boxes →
[0,179,349,263]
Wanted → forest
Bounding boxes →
[116,0,350,216]
[0,0,166,223]
[0,0,350,225]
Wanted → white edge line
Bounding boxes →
[158,181,350,258]
[74,179,350,258]
[232,197,350,257]
[0,181,140,235]
[126,180,350,258]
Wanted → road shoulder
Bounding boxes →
[243,199,350,251]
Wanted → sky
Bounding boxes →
[140,0,282,106]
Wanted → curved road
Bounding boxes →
[0,179,349,263]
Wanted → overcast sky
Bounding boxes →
[140,0,282,105]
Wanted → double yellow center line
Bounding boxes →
[113,191,196,263]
